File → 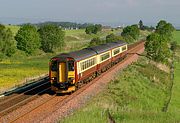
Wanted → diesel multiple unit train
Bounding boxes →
[49,40,128,93]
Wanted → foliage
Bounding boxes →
[85,24,102,34]
[156,20,175,41]
[121,24,140,43]
[85,25,94,34]
[145,20,175,64]
[145,33,170,63]
[89,33,124,47]
[89,37,105,47]
[0,24,16,59]
[94,24,102,34]
[62,57,179,123]
[139,20,144,30]
[5,25,20,36]
[35,21,92,29]
[106,33,124,43]
[138,20,155,31]
[122,34,134,43]
[170,41,177,52]
[38,24,65,53]
[15,24,41,55]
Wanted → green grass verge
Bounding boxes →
[168,45,180,120]
[61,56,180,123]
[173,30,180,44]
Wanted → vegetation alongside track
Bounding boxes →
[61,28,180,123]
[62,54,180,123]
[168,45,180,120]
[0,26,118,92]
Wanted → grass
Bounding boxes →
[0,26,118,93]
[0,54,52,92]
[61,31,180,122]
[168,45,180,120]
[61,56,180,123]
[173,30,180,44]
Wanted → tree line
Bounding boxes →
[88,24,140,47]
[34,22,92,29]
[88,20,177,65]
[0,24,65,60]
[85,24,102,34]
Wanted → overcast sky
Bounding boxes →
[0,0,179,26]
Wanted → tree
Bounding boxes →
[156,20,175,40]
[0,24,16,58]
[93,24,102,34]
[85,25,94,34]
[139,20,144,30]
[15,24,41,55]
[38,24,65,52]
[85,24,102,34]
[145,20,175,64]
[106,33,124,43]
[122,34,134,43]
[121,24,140,42]
[89,37,104,47]
[145,32,171,63]
[170,41,177,52]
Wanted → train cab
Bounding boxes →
[49,56,76,93]
[49,49,97,93]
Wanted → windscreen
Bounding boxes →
[51,60,58,71]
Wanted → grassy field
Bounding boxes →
[173,30,180,44]
[0,26,117,92]
[168,45,180,120]
[0,55,51,92]
[62,57,179,123]
[61,30,180,123]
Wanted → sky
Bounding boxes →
[0,0,179,26]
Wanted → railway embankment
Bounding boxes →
[61,54,180,123]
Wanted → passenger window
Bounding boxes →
[113,48,120,55]
[122,46,127,51]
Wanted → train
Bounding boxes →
[49,40,128,93]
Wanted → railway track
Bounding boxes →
[0,77,51,116]
[0,41,144,123]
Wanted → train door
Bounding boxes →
[59,62,66,83]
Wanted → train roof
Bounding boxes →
[53,40,127,61]
[53,48,97,61]
[88,40,127,54]
[107,40,127,47]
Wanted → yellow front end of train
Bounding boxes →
[49,58,76,93]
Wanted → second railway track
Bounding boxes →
[0,77,51,116]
